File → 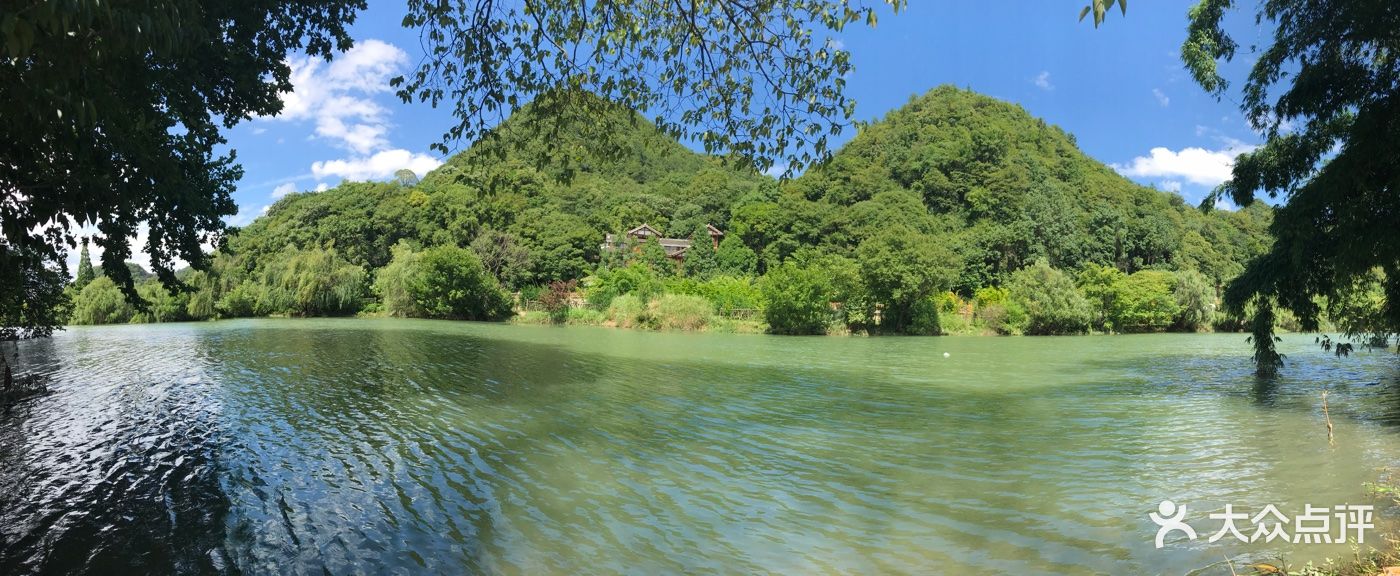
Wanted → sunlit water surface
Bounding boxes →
[2,319,1399,575]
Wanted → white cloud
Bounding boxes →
[1152,88,1170,107]
[315,183,329,192]
[272,182,297,198]
[227,204,264,227]
[252,127,267,135]
[1033,71,1053,91]
[262,39,408,154]
[1159,180,1182,193]
[1113,142,1256,187]
[311,149,442,181]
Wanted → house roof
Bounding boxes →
[706,224,724,237]
[627,223,661,237]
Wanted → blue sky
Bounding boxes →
[220,1,1265,230]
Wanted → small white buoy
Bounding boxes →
[943,352,950,358]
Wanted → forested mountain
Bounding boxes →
[67,86,1274,335]
[755,86,1272,291]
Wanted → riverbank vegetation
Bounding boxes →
[63,87,1288,336]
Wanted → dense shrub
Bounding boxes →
[759,262,834,335]
[1006,261,1092,335]
[907,297,942,336]
[974,286,1009,307]
[586,263,663,310]
[696,275,762,316]
[974,303,1013,334]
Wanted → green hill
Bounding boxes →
[228,93,766,287]
[766,85,1272,291]
[67,86,1273,334]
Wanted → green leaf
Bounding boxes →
[1078,6,1091,21]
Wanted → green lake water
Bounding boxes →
[2,319,1399,574]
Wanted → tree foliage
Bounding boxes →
[74,240,95,291]
[855,226,959,334]
[0,0,363,320]
[378,244,512,321]
[411,246,513,321]
[760,262,835,335]
[0,242,69,340]
[1006,261,1092,335]
[396,1,906,175]
[1182,0,1400,369]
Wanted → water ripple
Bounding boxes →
[1,320,1397,575]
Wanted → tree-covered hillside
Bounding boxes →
[764,86,1272,291]
[67,86,1275,335]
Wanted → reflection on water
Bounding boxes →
[1,319,1398,575]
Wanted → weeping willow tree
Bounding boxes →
[258,247,367,317]
[1179,0,1400,375]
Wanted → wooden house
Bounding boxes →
[601,223,724,261]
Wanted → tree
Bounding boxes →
[1,0,364,332]
[394,169,420,187]
[854,227,960,334]
[470,229,532,290]
[715,235,758,276]
[1006,261,1093,335]
[258,247,367,316]
[1172,269,1215,332]
[396,1,908,176]
[1182,0,1400,373]
[74,239,95,290]
[681,225,719,278]
[69,277,135,326]
[515,210,598,283]
[1078,263,1126,332]
[639,238,675,276]
[0,243,69,340]
[375,242,427,318]
[1327,269,1392,347]
[760,262,834,335]
[1111,270,1180,333]
[412,245,513,321]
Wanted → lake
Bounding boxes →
[2,319,1398,574]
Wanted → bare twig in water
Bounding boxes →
[1323,389,1336,448]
